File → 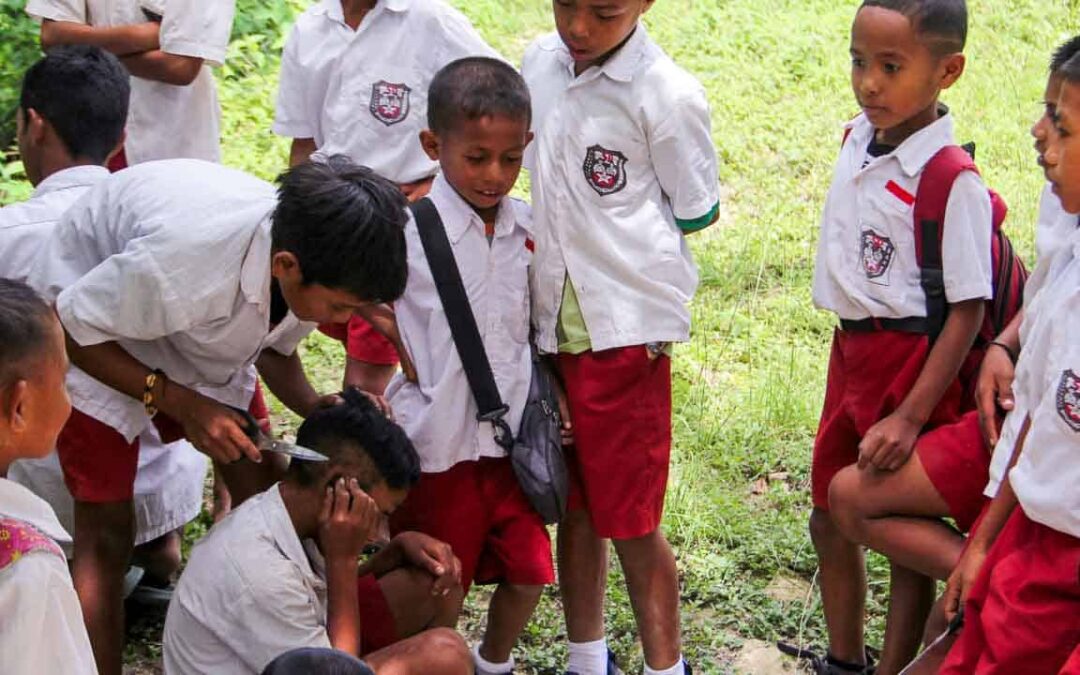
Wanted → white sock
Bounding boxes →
[643,657,685,675]
[473,643,514,675]
[568,638,609,674]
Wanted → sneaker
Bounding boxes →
[777,643,876,675]
[565,648,625,675]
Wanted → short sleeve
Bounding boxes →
[24,0,86,23]
[272,25,315,139]
[433,6,503,65]
[648,85,721,229]
[158,0,236,66]
[941,170,993,303]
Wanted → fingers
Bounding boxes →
[361,392,394,420]
[857,437,879,470]
[943,580,961,622]
[319,483,334,524]
[976,383,999,449]
[995,375,1015,412]
[224,413,262,463]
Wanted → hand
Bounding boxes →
[319,478,381,562]
[400,176,434,203]
[171,390,262,464]
[359,390,394,420]
[353,305,418,384]
[943,544,987,622]
[858,411,921,471]
[553,377,574,446]
[392,532,461,596]
[975,345,1016,449]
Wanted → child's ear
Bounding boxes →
[25,108,49,145]
[419,129,440,161]
[1,380,30,436]
[938,53,966,91]
[271,250,303,284]
[524,131,535,148]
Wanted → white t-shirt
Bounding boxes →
[523,26,720,353]
[385,174,532,473]
[25,0,236,164]
[1034,182,1079,264]
[27,159,315,441]
[310,0,500,183]
[812,113,993,320]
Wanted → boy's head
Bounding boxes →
[1046,53,1080,214]
[420,58,532,215]
[850,0,967,140]
[0,279,71,471]
[271,157,408,325]
[552,0,654,74]
[17,45,129,186]
[1033,35,1080,177]
[286,388,420,517]
[260,648,374,675]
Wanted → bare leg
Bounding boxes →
[612,530,681,669]
[810,507,868,665]
[479,583,544,664]
[377,566,463,638]
[344,357,397,395]
[131,527,183,583]
[364,627,472,675]
[215,453,288,508]
[211,463,232,523]
[558,509,608,644]
[877,563,935,675]
[72,500,135,675]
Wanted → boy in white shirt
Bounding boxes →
[27,0,236,166]
[522,1,720,673]
[384,57,553,675]
[0,279,94,675]
[938,51,1080,672]
[29,157,410,675]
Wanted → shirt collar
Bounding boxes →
[544,23,650,84]
[314,0,408,25]
[0,477,71,544]
[851,108,956,177]
[426,173,516,244]
[239,211,276,310]
[381,0,410,13]
[31,165,109,200]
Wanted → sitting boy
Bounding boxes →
[0,279,92,675]
[384,57,553,675]
[164,390,469,675]
[807,1,995,673]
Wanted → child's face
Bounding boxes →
[421,114,532,216]
[850,6,964,143]
[1033,73,1065,179]
[2,315,72,464]
[1046,80,1080,214]
[271,255,372,325]
[553,0,654,73]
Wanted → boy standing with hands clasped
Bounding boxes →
[523,1,721,673]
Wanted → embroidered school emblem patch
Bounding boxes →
[582,145,628,196]
[860,228,895,281]
[369,81,411,126]
[1055,369,1080,432]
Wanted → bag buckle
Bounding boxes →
[478,405,515,451]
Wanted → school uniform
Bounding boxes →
[27,159,315,504]
[384,175,553,589]
[0,478,96,675]
[163,484,397,674]
[940,229,1080,673]
[25,0,235,165]
[522,25,720,539]
[809,112,993,528]
[1035,182,1079,263]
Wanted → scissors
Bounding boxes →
[230,406,329,462]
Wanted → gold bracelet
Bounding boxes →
[143,369,165,418]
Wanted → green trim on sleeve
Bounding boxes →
[676,202,720,233]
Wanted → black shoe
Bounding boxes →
[777,642,876,675]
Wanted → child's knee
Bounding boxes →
[808,506,839,550]
[827,467,868,538]
[422,626,471,664]
[502,582,544,604]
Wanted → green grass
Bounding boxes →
[4,1,1080,672]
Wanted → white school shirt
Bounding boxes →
[25,0,236,164]
[385,175,532,473]
[311,0,500,184]
[811,113,993,320]
[0,478,97,675]
[164,485,331,675]
[27,159,315,442]
[523,27,720,354]
[1034,182,1079,263]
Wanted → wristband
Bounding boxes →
[143,369,165,418]
[988,340,1018,365]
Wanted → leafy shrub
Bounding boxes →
[0,0,43,148]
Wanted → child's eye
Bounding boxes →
[851,57,865,68]
[466,155,485,163]
[883,63,900,74]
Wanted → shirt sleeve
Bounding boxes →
[941,170,993,304]
[24,0,86,23]
[648,85,721,230]
[158,0,236,66]
[272,24,315,139]
[433,6,503,64]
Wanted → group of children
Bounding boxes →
[0,0,1076,674]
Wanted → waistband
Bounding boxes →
[839,317,929,333]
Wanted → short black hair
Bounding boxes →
[20,45,129,165]
[260,648,374,675]
[427,57,531,135]
[1061,52,1080,86]
[1051,36,1080,74]
[0,279,58,389]
[291,388,421,490]
[272,157,408,303]
[860,0,967,55]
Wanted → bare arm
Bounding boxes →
[120,51,204,86]
[289,138,317,168]
[40,19,159,55]
[321,480,380,656]
[254,349,322,418]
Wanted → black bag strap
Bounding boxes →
[410,199,514,450]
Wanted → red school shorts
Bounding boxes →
[317,316,400,366]
[940,508,1080,674]
[356,573,399,655]
[558,345,672,540]
[388,457,554,591]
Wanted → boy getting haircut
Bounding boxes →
[260,648,374,675]
[165,390,470,675]
[426,56,531,134]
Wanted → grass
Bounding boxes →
[3,1,1079,673]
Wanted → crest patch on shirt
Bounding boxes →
[859,228,895,283]
[369,81,411,126]
[582,145,628,196]
[1056,369,1080,432]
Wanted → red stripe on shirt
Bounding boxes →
[885,180,915,206]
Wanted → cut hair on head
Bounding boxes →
[0,279,58,389]
[427,57,532,134]
[860,0,968,55]
[1051,35,1080,74]
[260,647,374,675]
[20,45,129,165]
[272,156,408,303]
[290,387,421,490]
[1060,52,1080,85]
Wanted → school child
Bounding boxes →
[260,648,375,675]
[521,1,721,672]
[0,279,93,675]
[272,0,500,395]
[937,51,1080,672]
[164,390,470,675]
[27,156,409,675]
[805,1,997,673]
[382,57,553,675]
[26,0,236,166]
